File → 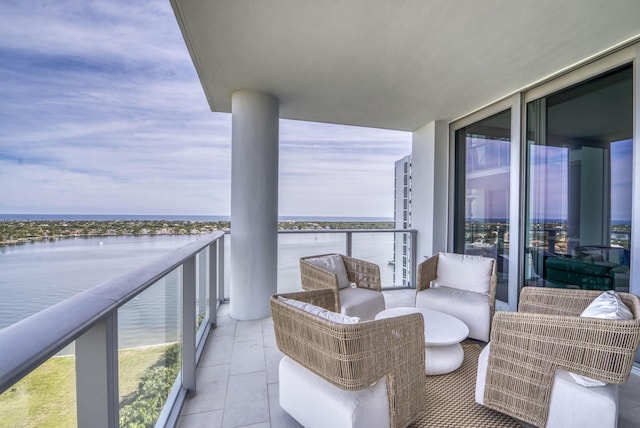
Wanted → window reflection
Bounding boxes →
[455,109,511,301]
[525,65,633,291]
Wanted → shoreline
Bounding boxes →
[0,219,394,247]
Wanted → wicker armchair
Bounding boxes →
[415,252,497,341]
[300,253,385,320]
[477,287,640,427]
[271,289,426,428]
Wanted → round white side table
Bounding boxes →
[375,307,469,375]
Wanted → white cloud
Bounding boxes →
[0,0,411,218]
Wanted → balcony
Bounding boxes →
[0,228,415,426]
[178,290,640,428]
[1,229,639,427]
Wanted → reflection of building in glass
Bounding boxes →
[456,110,512,302]
[524,66,633,292]
[458,112,511,264]
[393,155,411,286]
[464,135,510,265]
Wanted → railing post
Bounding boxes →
[182,256,196,393]
[346,231,353,256]
[410,230,418,288]
[218,234,225,301]
[75,313,118,428]
[208,240,219,326]
[197,250,207,320]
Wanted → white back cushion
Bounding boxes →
[278,296,361,324]
[305,254,351,289]
[435,252,493,295]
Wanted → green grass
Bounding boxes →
[119,344,171,403]
[0,354,76,428]
[0,344,174,428]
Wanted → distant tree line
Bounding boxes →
[0,220,395,245]
[0,220,230,244]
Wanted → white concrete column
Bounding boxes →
[411,120,449,261]
[230,90,279,320]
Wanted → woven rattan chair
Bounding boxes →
[300,253,385,320]
[415,252,497,341]
[271,289,425,428]
[477,287,640,428]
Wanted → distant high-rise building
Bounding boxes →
[393,155,412,286]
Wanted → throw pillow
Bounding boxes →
[580,290,633,320]
[304,254,351,289]
[571,290,634,387]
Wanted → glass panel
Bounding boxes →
[391,231,413,287]
[524,65,633,292]
[277,232,345,293]
[277,231,411,290]
[196,250,207,330]
[455,109,511,302]
[351,232,397,286]
[118,269,182,426]
[0,349,77,427]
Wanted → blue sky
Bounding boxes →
[528,139,632,222]
[0,0,411,218]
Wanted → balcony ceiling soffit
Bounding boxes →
[171,0,640,132]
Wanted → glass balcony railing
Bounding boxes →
[0,227,414,426]
[277,229,417,292]
[0,232,225,427]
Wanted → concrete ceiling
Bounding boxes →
[171,0,640,132]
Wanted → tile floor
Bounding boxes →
[177,289,640,428]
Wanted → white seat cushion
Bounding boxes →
[339,287,386,321]
[475,344,619,428]
[435,252,493,295]
[279,356,390,428]
[416,286,490,341]
[305,254,351,289]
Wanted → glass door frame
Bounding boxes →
[522,46,639,298]
[449,94,521,310]
[448,45,640,309]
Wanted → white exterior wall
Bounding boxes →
[411,121,449,262]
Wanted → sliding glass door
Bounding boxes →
[454,109,511,302]
[524,64,633,292]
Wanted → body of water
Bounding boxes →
[0,230,402,351]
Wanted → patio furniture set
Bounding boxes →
[271,252,640,428]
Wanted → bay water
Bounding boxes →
[0,231,398,351]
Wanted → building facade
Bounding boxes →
[393,155,412,286]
